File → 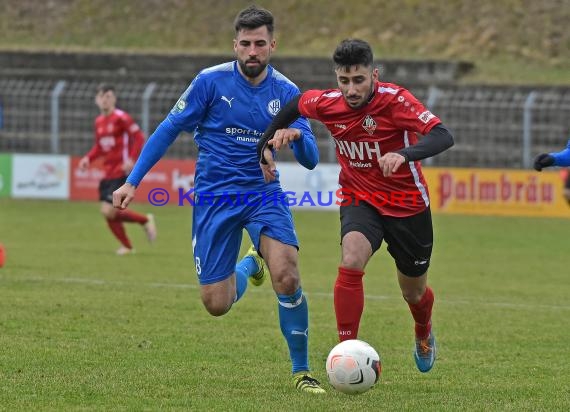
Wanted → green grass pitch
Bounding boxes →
[1,198,569,410]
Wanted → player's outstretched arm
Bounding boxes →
[534,139,570,171]
[396,124,454,162]
[379,124,454,177]
[126,118,180,187]
[82,140,103,168]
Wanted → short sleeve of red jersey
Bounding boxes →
[297,89,325,119]
[119,111,137,133]
[390,88,441,135]
[119,112,145,159]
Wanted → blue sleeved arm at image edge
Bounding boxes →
[127,119,180,186]
[551,139,570,167]
[552,149,570,167]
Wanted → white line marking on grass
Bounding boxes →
[62,277,107,285]
[11,276,570,311]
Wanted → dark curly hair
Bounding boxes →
[234,5,274,35]
[333,39,374,70]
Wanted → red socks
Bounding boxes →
[106,218,132,249]
[115,209,148,224]
[407,286,434,340]
[105,211,147,249]
[334,267,365,342]
[334,266,434,342]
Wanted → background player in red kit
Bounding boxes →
[79,83,157,255]
[257,39,454,373]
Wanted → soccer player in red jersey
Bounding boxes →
[79,84,157,255]
[257,39,454,373]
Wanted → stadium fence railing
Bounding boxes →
[1,79,569,169]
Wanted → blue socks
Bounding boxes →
[233,255,258,302]
[277,287,309,373]
[234,258,310,374]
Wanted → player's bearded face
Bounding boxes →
[234,26,275,80]
[336,65,378,109]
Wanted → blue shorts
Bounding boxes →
[191,190,298,285]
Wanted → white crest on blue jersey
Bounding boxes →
[267,99,281,115]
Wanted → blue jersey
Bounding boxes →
[127,61,318,194]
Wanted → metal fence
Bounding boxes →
[1,79,569,168]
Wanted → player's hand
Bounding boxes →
[122,158,134,174]
[78,156,90,171]
[533,153,555,171]
[113,183,136,209]
[260,146,277,183]
[267,128,302,151]
[378,153,406,177]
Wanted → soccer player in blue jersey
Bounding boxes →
[112,5,325,394]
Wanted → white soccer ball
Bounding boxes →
[326,339,381,395]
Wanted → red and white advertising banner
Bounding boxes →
[68,159,570,218]
[70,157,196,204]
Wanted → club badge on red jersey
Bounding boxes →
[362,115,377,135]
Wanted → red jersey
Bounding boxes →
[86,108,145,180]
[298,81,441,217]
